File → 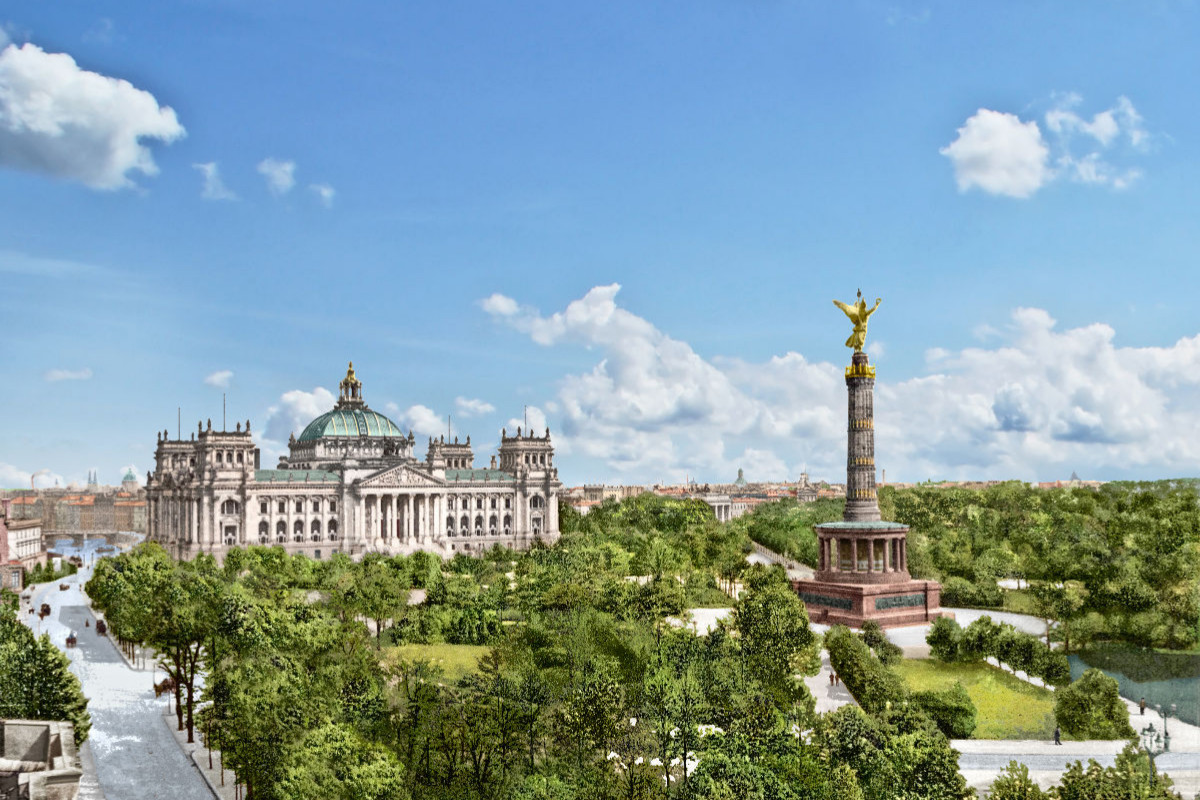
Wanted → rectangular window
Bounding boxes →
[260,502,267,514]
[295,501,303,513]
[278,501,285,513]
[313,500,320,512]
[217,452,223,463]
[237,452,244,464]
[330,501,337,512]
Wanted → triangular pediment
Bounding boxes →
[359,463,445,489]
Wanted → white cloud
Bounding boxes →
[257,158,295,195]
[940,109,1050,198]
[506,406,548,437]
[204,370,233,388]
[0,43,185,189]
[261,386,335,448]
[455,396,495,417]
[943,96,1152,198]
[193,162,236,201]
[0,27,9,50]
[45,367,92,382]
[309,183,335,208]
[480,293,519,317]
[397,404,442,438]
[0,463,64,489]
[486,285,1200,484]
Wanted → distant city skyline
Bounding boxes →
[3,4,1200,488]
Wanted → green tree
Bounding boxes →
[1054,668,1135,740]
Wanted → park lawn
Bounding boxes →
[1001,589,1037,615]
[894,659,1058,740]
[385,643,491,682]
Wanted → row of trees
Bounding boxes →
[926,616,1071,687]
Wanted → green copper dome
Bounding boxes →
[298,408,404,442]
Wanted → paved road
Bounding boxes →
[22,570,215,800]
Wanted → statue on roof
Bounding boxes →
[833,289,882,353]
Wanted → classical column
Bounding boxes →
[850,539,858,572]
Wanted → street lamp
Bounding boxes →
[1141,722,1166,772]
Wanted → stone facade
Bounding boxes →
[146,365,562,563]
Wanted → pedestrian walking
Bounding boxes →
[829,673,835,686]
[1139,697,1146,715]
[1053,726,1061,745]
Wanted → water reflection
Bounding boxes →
[1068,647,1200,727]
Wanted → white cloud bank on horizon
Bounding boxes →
[0,42,185,189]
[484,284,1200,484]
[0,462,64,489]
[942,95,1149,198]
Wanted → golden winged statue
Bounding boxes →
[833,290,882,352]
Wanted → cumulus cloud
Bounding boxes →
[455,396,495,417]
[0,463,64,489]
[257,158,295,195]
[486,285,1200,484]
[262,386,335,448]
[204,370,233,388]
[940,109,1050,198]
[309,183,335,208]
[0,42,185,189]
[396,404,442,438]
[45,367,92,382]
[479,293,519,317]
[506,406,548,437]
[193,162,236,200]
[942,95,1152,198]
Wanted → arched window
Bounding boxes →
[295,500,303,513]
[460,515,469,534]
[475,516,484,536]
[258,521,269,544]
[530,495,545,509]
[446,516,456,537]
[312,500,321,512]
[532,516,542,536]
[276,520,286,543]
[503,514,511,535]
[311,519,322,541]
[328,520,339,540]
[293,520,304,542]
[490,498,497,509]
[221,499,240,515]
[278,500,285,514]
[476,497,484,510]
[489,515,497,535]
[505,497,511,509]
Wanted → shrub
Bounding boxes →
[825,625,907,715]
[926,617,963,663]
[960,616,1000,662]
[861,620,903,666]
[1054,668,1136,740]
[911,681,977,739]
[1032,648,1071,687]
[986,761,1049,800]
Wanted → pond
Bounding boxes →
[1068,646,1200,727]
[51,533,142,564]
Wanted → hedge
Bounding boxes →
[825,625,908,715]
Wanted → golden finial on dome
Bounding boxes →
[346,361,357,382]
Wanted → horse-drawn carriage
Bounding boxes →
[95,619,107,636]
[59,583,69,591]
[38,603,50,620]
[65,632,77,648]
[153,677,177,698]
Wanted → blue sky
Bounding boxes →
[3,1,1200,489]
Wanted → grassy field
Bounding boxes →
[385,643,491,682]
[894,659,1058,740]
[1001,589,1037,615]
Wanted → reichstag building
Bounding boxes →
[146,364,561,562]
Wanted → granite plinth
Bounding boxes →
[792,577,950,629]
